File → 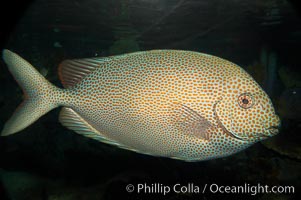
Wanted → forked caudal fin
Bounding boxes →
[1,50,64,136]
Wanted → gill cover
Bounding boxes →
[214,93,266,140]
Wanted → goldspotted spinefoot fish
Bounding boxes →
[1,49,280,161]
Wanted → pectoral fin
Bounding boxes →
[173,104,214,140]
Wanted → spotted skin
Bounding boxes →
[2,49,280,161]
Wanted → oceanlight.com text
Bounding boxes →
[125,183,295,196]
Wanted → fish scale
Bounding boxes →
[1,49,280,161]
[67,51,223,157]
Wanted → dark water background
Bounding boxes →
[0,0,301,199]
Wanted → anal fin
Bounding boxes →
[59,107,121,146]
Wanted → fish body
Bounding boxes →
[1,50,280,161]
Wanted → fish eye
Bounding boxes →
[238,93,253,109]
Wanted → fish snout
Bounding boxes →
[263,114,281,137]
[267,126,279,136]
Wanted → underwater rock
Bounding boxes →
[53,28,60,33]
[246,47,279,96]
[0,169,107,200]
[256,47,279,97]
[264,51,278,96]
[0,169,46,200]
[109,37,140,55]
[262,132,301,160]
[278,67,301,88]
[0,168,152,200]
[278,88,301,120]
[53,41,63,48]
[47,183,105,200]
[274,157,301,183]
[259,194,292,200]
[246,62,265,85]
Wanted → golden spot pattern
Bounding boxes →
[58,50,280,161]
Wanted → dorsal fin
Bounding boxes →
[58,57,109,88]
[57,52,155,88]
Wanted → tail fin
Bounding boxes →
[1,50,61,136]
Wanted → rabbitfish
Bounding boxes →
[1,50,280,161]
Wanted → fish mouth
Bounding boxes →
[267,126,279,136]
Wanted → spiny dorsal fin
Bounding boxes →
[58,57,110,88]
[57,51,157,88]
[59,107,122,146]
